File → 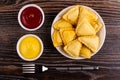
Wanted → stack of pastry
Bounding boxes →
[52,5,102,59]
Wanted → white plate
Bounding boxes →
[51,5,106,59]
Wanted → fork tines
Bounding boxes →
[22,64,35,73]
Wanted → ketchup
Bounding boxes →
[21,7,42,29]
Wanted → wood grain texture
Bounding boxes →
[0,0,120,80]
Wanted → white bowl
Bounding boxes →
[18,4,45,31]
[51,5,106,59]
[16,34,44,61]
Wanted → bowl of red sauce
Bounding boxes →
[18,4,45,31]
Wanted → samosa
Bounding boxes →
[76,18,96,36]
[53,19,73,30]
[91,20,103,33]
[64,40,82,57]
[78,35,99,53]
[62,5,79,25]
[60,29,76,45]
[80,45,92,59]
[79,6,98,21]
[52,30,63,47]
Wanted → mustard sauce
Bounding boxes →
[19,36,41,59]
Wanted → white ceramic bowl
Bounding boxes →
[51,5,106,59]
[18,4,45,31]
[16,34,44,61]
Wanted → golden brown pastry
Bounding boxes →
[76,18,96,36]
[78,6,102,33]
[79,6,98,21]
[60,29,76,45]
[52,30,63,47]
[78,35,99,53]
[64,40,82,57]
[80,45,92,59]
[62,5,79,25]
[52,5,102,59]
[90,20,103,32]
[53,19,73,30]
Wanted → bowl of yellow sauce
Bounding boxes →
[17,34,43,61]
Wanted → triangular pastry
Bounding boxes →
[62,5,79,25]
[60,29,76,45]
[52,30,63,47]
[78,35,99,52]
[91,20,103,32]
[79,6,98,21]
[76,18,96,36]
[53,19,73,30]
[80,45,92,59]
[64,40,82,57]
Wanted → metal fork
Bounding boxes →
[22,64,99,73]
[22,64,35,73]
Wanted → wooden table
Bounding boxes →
[0,0,120,80]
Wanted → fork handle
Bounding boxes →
[48,66,99,71]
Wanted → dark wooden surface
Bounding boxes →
[0,0,120,80]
